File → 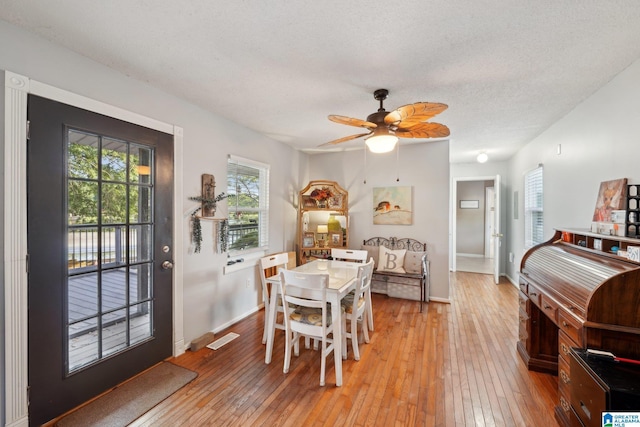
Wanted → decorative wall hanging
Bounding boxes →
[592,178,627,222]
[373,186,412,225]
[459,200,479,209]
[188,174,228,253]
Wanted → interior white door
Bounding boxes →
[485,187,495,258]
[493,174,502,284]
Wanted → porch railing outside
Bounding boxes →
[68,222,260,271]
[68,226,134,271]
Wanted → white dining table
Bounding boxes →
[264,259,358,386]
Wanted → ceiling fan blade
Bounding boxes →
[328,115,377,129]
[384,102,448,128]
[394,122,450,138]
[319,131,372,147]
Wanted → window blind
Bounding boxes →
[227,155,270,251]
[524,165,544,248]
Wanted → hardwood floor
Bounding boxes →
[456,255,494,275]
[132,272,559,426]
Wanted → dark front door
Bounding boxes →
[27,95,174,426]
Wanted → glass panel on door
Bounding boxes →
[66,129,155,374]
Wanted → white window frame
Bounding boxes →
[524,165,544,249]
[227,154,270,254]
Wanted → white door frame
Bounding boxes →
[451,175,501,282]
[484,186,495,258]
[492,175,502,284]
[3,70,185,427]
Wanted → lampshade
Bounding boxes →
[317,225,328,234]
[365,128,398,153]
[476,153,488,163]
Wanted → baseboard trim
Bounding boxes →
[428,296,451,304]
[456,253,485,258]
[506,274,519,288]
[212,305,263,335]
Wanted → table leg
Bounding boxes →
[331,294,343,386]
[264,283,279,364]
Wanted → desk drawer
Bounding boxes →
[558,391,573,425]
[518,291,528,313]
[559,331,578,363]
[519,279,528,294]
[558,309,583,346]
[527,283,542,307]
[541,294,559,325]
[571,354,606,427]
[558,354,572,399]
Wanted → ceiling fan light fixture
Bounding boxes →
[477,152,489,163]
[365,129,398,153]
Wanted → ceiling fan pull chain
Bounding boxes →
[396,143,400,182]
[363,144,367,184]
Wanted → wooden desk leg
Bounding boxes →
[264,286,279,364]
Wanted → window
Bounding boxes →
[524,165,544,248]
[227,155,269,252]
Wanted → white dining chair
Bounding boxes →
[331,249,375,332]
[279,269,338,386]
[331,248,368,263]
[341,258,374,361]
[259,252,290,344]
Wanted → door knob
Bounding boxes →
[162,260,174,270]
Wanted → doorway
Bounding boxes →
[452,175,502,282]
[27,95,174,425]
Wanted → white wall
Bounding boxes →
[456,180,487,255]
[307,141,451,301]
[0,71,6,427]
[506,58,640,283]
[0,20,302,362]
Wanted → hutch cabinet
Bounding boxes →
[297,180,348,264]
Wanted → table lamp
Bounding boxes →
[317,224,328,247]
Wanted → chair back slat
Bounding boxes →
[358,258,375,293]
[260,252,289,283]
[279,270,328,304]
[331,248,368,263]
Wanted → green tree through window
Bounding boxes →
[227,155,269,251]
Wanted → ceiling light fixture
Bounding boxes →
[365,128,398,153]
[477,152,488,163]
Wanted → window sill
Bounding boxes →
[223,250,265,275]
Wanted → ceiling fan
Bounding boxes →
[321,89,449,153]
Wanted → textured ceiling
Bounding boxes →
[2,1,640,162]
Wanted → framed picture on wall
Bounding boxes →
[302,232,316,248]
[328,195,343,209]
[302,195,317,209]
[373,186,412,225]
[460,200,479,209]
[328,232,343,247]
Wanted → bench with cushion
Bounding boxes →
[361,237,430,312]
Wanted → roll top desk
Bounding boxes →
[518,228,640,426]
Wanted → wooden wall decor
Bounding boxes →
[202,174,217,217]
